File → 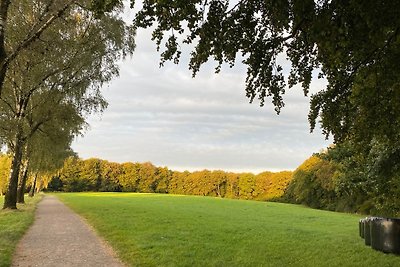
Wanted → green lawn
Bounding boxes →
[0,194,42,267]
[57,193,399,267]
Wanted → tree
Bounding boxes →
[168,170,189,195]
[154,166,172,193]
[225,172,239,198]
[137,162,157,192]
[210,170,227,197]
[59,157,84,192]
[0,0,134,209]
[100,160,122,192]
[238,173,256,199]
[119,162,140,192]
[0,0,124,96]
[79,158,103,191]
[284,154,339,210]
[133,0,400,144]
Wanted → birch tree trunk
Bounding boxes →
[28,173,37,197]
[17,159,29,203]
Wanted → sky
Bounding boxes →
[71,8,332,174]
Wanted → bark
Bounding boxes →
[17,159,29,203]
[0,0,11,96]
[28,174,37,197]
[3,131,24,209]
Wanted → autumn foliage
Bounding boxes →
[42,157,293,201]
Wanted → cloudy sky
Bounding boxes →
[72,8,331,174]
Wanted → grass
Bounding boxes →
[0,194,43,267]
[56,192,399,267]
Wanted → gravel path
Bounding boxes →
[12,195,124,267]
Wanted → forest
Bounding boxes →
[29,156,291,201]
[0,153,291,202]
[2,140,399,218]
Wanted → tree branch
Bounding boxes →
[0,0,77,95]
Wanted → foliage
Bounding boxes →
[0,0,135,209]
[0,154,10,195]
[52,157,292,202]
[0,0,126,96]
[57,192,400,266]
[284,155,338,210]
[283,141,400,217]
[133,0,400,145]
[324,140,400,217]
[133,1,400,209]
[254,171,292,201]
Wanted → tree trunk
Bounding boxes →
[216,183,221,197]
[0,0,11,96]
[3,132,24,209]
[17,160,29,204]
[29,174,37,197]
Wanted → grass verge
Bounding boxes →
[0,194,43,267]
[57,192,399,267]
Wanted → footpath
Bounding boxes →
[12,195,124,267]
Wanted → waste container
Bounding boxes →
[370,217,384,251]
[364,217,372,246]
[359,218,365,239]
[378,218,400,254]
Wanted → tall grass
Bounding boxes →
[0,195,42,267]
[57,193,399,266]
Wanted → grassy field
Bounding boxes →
[57,193,399,267]
[0,194,42,267]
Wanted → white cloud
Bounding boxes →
[72,24,331,174]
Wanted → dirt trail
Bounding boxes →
[12,195,124,267]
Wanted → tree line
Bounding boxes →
[284,142,400,217]
[54,149,400,217]
[41,157,292,201]
[3,146,400,218]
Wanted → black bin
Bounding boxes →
[379,218,400,254]
[364,217,372,246]
[359,219,365,239]
[370,217,384,251]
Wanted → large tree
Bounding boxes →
[0,0,124,96]
[1,0,135,209]
[133,0,400,145]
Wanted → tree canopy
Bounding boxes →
[0,0,135,209]
[0,0,126,96]
[45,156,293,201]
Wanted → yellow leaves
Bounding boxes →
[295,155,322,173]
[0,154,12,194]
[74,12,82,24]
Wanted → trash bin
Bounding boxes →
[359,218,365,239]
[364,217,372,246]
[379,218,400,254]
[370,217,384,251]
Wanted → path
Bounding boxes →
[12,195,124,267]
